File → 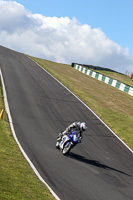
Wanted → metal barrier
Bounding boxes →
[72,63,133,96]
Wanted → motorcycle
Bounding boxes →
[56,131,81,155]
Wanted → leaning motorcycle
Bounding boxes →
[56,131,81,155]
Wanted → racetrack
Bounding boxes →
[0,45,133,200]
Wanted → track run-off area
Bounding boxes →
[0,46,133,200]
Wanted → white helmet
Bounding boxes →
[80,122,87,131]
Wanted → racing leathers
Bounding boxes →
[57,122,83,143]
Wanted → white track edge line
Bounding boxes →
[0,68,61,200]
[31,59,133,154]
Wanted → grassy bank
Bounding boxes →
[29,56,133,150]
[0,80,55,199]
[94,70,133,87]
[76,65,133,87]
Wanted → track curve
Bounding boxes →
[0,45,133,200]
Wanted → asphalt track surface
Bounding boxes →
[0,45,133,200]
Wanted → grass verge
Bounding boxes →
[29,56,133,150]
[0,79,55,200]
[94,70,133,87]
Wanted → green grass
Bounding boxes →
[0,80,55,200]
[78,65,133,87]
[29,56,133,150]
[92,69,133,87]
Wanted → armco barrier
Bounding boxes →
[73,64,133,96]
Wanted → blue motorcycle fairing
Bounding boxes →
[67,133,77,144]
[60,136,67,146]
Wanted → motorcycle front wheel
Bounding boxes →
[62,142,72,155]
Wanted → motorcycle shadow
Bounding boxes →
[67,152,131,177]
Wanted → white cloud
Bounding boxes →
[0,1,133,73]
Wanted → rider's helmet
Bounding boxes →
[80,122,87,131]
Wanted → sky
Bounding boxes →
[0,0,133,74]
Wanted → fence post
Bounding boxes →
[0,109,4,119]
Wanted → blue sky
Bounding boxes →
[0,0,133,73]
[13,0,133,55]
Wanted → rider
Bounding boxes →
[57,122,87,143]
